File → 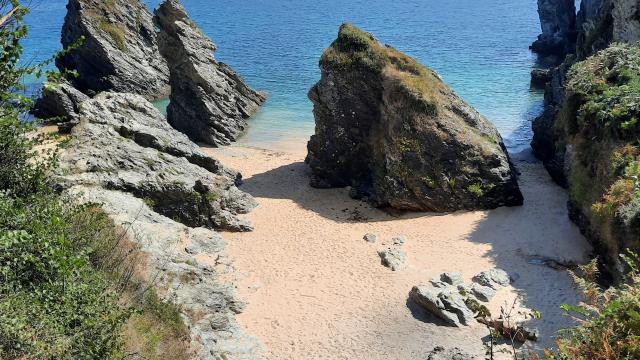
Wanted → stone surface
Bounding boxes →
[426,346,478,360]
[378,247,406,271]
[56,0,169,99]
[440,272,463,286]
[392,235,406,245]
[31,80,89,126]
[531,0,576,56]
[531,68,553,88]
[154,0,266,146]
[57,92,255,232]
[470,283,496,302]
[65,186,262,359]
[409,283,475,327]
[576,0,640,59]
[472,269,511,289]
[306,24,523,212]
[363,233,377,243]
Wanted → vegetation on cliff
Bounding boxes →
[0,2,186,358]
[557,43,640,276]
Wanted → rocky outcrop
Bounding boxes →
[576,0,640,59]
[531,0,577,56]
[532,0,640,280]
[58,92,256,232]
[306,24,523,212]
[31,80,88,132]
[56,0,169,99]
[426,346,478,360]
[65,186,262,359]
[154,0,266,147]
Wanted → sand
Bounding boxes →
[203,140,592,360]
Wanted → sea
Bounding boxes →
[23,0,545,151]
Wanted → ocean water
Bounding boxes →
[24,0,544,151]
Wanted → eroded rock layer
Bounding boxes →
[154,0,266,146]
[58,92,256,232]
[306,24,523,212]
[56,0,170,99]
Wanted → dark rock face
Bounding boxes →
[31,80,88,132]
[58,92,256,232]
[306,24,523,212]
[154,0,266,147]
[576,0,640,59]
[531,0,577,56]
[56,0,169,99]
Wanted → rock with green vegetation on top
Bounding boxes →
[306,24,523,212]
[545,44,640,279]
[154,0,266,147]
[56,0,170,99]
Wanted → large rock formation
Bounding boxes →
[154,0,266,146]
[531,0,577,56]
[531,0,640,280]
[56,0,169,99]
[575,0,640,59]
[58,92,256,232]
[306,24,523,212]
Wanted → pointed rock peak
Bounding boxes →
[56,0,169,99]
[154,0,266,147]
[307,24,523,211]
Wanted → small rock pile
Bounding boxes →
[409,269,512,327]
[375,235,407,271]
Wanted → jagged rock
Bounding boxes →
[531,68,552,88]
[306,24,523,212]
[409,283,475,327]
[576,0,640,59]
[531,0,576,56]
[31,80,88,130]
[378,247,406,271]
[65,186,262,359]
[154,0,266,146]
[440,272,463,286]
[470,283,496,302]
[56,0,169,99]
[57,92,255,232]
[472,269,511,289]
[426,346,478,360]
[363,233,377,243]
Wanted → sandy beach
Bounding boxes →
[203,140,592,359]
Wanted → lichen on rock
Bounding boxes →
[56,0,170,99]
[306,24,523,212]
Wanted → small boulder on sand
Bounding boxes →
[363,233,377,243]
[472,268,511,289]
[440,272,463,286]
[409,281,475,327]
[378,248,406,271]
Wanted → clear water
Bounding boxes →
[24,0,544,151]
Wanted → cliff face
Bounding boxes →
[154,0,266,147]
[531,0,577,56]
[56,0,170,99]
[532,0,640,279]
[307,24,523,212]
[576,0,640,59]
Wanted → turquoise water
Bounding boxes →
[24,0,543,151]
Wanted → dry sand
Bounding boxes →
[203,140,592,360]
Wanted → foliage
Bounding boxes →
[543,254,640,360]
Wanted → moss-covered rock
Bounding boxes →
[553,43,640,279]
[306,24,523,212]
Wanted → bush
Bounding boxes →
[543,254,640,359]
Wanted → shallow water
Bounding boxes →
[24,0,544,151]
